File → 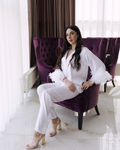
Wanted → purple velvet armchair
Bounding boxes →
[33,37,59,83]
[51,38,109,130]
[104,38,120,92]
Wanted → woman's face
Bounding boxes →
[66,28,78,45]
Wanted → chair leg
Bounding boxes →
[104,83,107,92]
[112,80,115,87]
[78,113,83,130]
[95,105,100,115]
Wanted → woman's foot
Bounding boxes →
[26,131,45,149]
[49,117,61,137]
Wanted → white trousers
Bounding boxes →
[35,83,80,134]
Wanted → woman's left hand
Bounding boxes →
[82,81,93,90]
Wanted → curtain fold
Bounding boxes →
[76,0,120,37]
[37,0,75,38]
[28,0,75,66]
[0,0,28,132]
[28,0,38,67]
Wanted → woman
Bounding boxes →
[26,25,111,149]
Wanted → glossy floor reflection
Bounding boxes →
[0,80,120,150]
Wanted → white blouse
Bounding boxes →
[49,46,111,93]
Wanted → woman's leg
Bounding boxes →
[26,84,79,148]
[37,83,59,120]
[35,85,79,134]
[37,83,59,101]
[26,83,59,149]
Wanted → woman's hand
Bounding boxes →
[64,78,76,92]
[82,81,94,90]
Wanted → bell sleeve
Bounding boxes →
[83,47,112,84]
[49,69,65,83]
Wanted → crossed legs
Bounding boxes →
[26,83,79,149]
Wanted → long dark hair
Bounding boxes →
[56,25,84,71]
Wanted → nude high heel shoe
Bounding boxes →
[49,118,61,137]
[26,134,45,149]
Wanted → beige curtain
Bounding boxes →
[28,0,75,67]
[28,0,38,67]
[37,0,75,38]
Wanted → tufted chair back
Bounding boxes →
[104,38,120,92]
[33,37,59,82]
[83,38,109,80]
[83,38,108,63]
[105,38,120,79]
[58,37,107,63]
[34,37,59,66]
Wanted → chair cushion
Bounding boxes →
[55,84,100,113]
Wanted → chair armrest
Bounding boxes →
[84,84,100,110]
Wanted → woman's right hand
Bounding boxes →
[63,78,76,92]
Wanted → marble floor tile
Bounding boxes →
[107,110,120,141]
[0,133,120,150]
[4,104,40,135]
[42,137,120,150]
[102,87,120,112]
[0,82,120,150]
[46,104,118,141]
[0,134,41,150]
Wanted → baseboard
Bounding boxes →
[23,65,39,93]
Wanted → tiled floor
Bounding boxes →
[0,80,120,150]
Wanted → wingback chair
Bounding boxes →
[104,38,120,92]
[48,38,108,130]
[33,37,59,83]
